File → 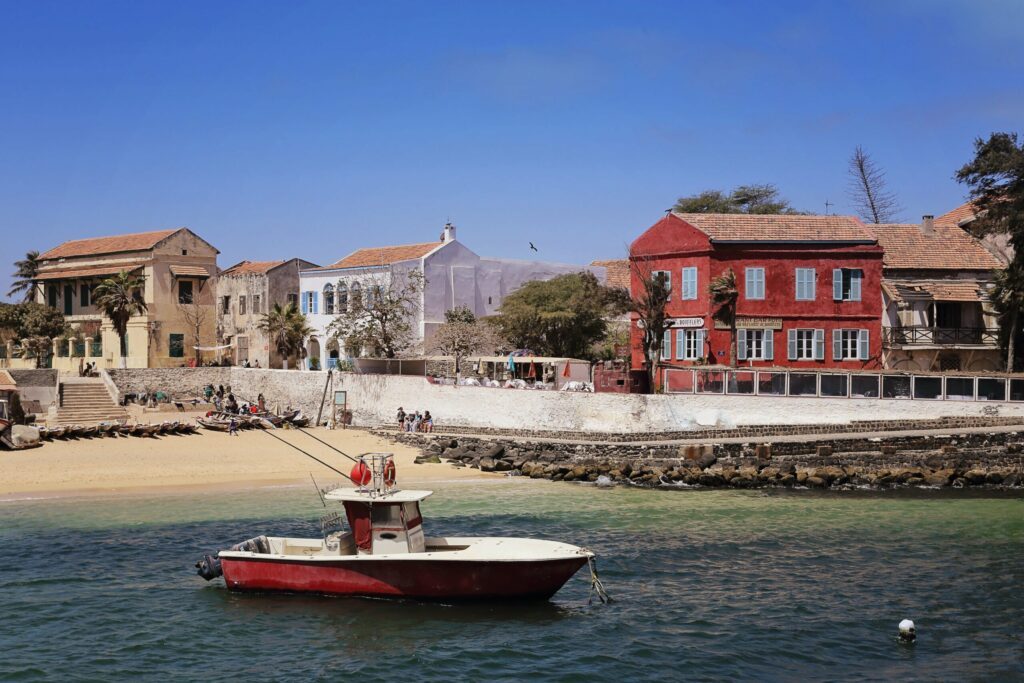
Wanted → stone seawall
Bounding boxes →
[103,368,1024,435]
[380,430,1024,490]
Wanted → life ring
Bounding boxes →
[383,458,397,487]
[349,460,371,486]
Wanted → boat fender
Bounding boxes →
[350,460,371,486]
[195,554,222,581]
[383,458,397,487]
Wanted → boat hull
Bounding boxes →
[220,555,588,600]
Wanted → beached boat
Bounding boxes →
[196,417,232,432]
[197,455,597,601]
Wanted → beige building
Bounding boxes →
[34,228,219,369]
[217,259,317,368]
[869,215,1004,372]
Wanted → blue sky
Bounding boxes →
[2,0,1023,298]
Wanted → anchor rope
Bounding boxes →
[259,428,348,477]
[580,548,612,604]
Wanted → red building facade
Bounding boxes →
[629,213,884,382]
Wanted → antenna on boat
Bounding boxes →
[293,426,360,464]
[259,429,348,476]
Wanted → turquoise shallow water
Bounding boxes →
[2,479,1023,682]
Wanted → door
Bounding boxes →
[63,284,73,315]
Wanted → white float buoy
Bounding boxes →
[898,619,916,643]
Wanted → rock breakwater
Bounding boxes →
[378,430,1024,490]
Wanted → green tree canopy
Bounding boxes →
[92,270,147,368]
[672,184,804,214]
[258,302,312,369]
[329,271,424,359]
[7,251,40,302]
[0,301,67,339]
[489,272,629,360]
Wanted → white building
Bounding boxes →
[298,224,606,368]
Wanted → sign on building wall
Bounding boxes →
[714,316,783,330]
[670,317,705,328]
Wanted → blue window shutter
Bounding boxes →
[833,329,843,360]
[814,329,825,360]
[851,270,862,301]
[833,269,843,301]
[737,329,747,360]
[787,329,798,360]
[764,331,774,361]
[858,329,870,360]
[313,292,318,314]
[301,292,307,314]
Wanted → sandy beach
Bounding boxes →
[0,426,491,497]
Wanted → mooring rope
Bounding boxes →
[294,426,361,465]
[581,548,612,604]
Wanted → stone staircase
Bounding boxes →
[56,378,129,425]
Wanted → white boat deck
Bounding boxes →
[220,535,590,562]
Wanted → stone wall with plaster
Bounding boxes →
[102,368,1024,433]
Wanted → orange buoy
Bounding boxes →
[349,460,371,486]
[383,458,397,487]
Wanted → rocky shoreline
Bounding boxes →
[377,430,1024,490]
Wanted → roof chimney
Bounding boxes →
[921,215,934,236]
[442,222,457,243]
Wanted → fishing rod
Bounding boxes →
[294,426,361,465]
[259,428,348,477]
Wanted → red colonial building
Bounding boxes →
[629,213,884,384]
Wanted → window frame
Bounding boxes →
[795,267,816,301]
[745,267,765,300]
[652,270,672,294]
[178,279,194,305]
[169,333,185,358]
[680,267,698,300]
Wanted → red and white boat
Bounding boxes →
[197,454,600,601]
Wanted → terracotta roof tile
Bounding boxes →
[867,223,1002,270]
[0,369,17,390]
[313,242,441,270]
[36,264,144,280]
[883,278,986,303]
[936,201,980,227]
[672,213,874,242]
[590,259,630,289]
[40,229,181,260]
[169,265,212,278]
[220,260,287,276]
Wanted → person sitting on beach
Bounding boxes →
[225,394,239,414]
[204,384,214,402]
[412,411,422,432]
[405,414,414,432]
[422,411,433,433]
[396,407,406,429]
[253,359,260,368]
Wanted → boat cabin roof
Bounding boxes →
[324,488,433,503]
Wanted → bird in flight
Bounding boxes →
[529,242,538,252]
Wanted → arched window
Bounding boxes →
[323,283,335,315]
[337,282,348,313]
[351,282,362,310]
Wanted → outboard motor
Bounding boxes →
[195,535,270,581]
[195,554,222,581]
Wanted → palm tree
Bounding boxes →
[92,270,147,368]
[258,303,312,369]
[709,269,739,367]
[8,251,40,302]
[989,265,1024,372]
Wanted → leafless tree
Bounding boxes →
[430,305,504,379]
[847,146,902,224]
[176,299,209,364]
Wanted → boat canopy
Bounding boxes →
[324,488,433,503]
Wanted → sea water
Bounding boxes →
[1,480,1022,681]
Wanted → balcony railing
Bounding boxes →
[883,326,999,346]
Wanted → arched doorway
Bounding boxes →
[307,337,321,371]
[326,338,340,369]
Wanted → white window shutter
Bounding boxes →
[858,329,870,360]
[814,329,825,360]
[676,329,684,359]
[787,329,798,360]
[697,330,705,359]
[764,330,774,360]
[833,329,842,360]
[851,271,862,301]
[662,329,672,360]
[737,329,747,360]
[832,269,843,300]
